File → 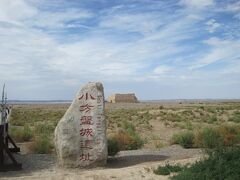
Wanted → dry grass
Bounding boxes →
[8,101,240,152]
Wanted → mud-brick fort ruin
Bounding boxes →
[108,93,138,103]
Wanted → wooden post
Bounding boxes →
[0,85,22,171]
[0,123,22,171]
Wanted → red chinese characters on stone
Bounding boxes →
[80,116,93,125]
[80,140,93,149]
[78,93,96,101]
[80,104,94,113]
[80,128,93,137]
[79,153,92,161]
[78,92,99,163]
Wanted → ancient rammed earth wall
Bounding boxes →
[108,94,138,103]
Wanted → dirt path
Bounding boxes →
[148,119,182,146]
[0,145,203,180]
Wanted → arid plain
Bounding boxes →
[0,100,240,179]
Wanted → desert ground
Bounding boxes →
[0,100,240,179]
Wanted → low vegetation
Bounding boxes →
[9,124,33,142]
[107,121,144,155]
[171,131,194,148]
[8,105,65,153]
[106,108,153,131]
[229,111,240,123]
[154,146,240,179]
[29,135,54,154]
[107,136,120,156]
[7,102,240,154]
[154,163,183,175]
[171,147,240,180]
[194,128,223,148]
[171,125,240,149]
[10,106,65,126]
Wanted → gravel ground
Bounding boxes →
[0,145,203,178]
[0,154,57,177]
[107,145,202,168]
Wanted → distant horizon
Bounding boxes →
[7,98,240,102]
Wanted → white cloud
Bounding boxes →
[99,63,137,76]
[0,0,37,25]
[190,37,240,69]
[29,8,93,29]
[0,22,60,82]
[0,0,92,30]
[206,19,221,33]
[180,0,214,9]
[0,1,213,87]
[221,62,240,75]
[153,65,172,74]
[99,13,162,35]
[215,1,240,20]
[224,1,240,13]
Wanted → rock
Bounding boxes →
[54,82,107,168]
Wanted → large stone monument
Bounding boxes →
[54,82,107,168]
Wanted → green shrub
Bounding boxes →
[154,140,163,149]
[171,147,240,180]
[22,124,33,141]
[185,121,193,130]
[159,105,164,110]
[154,163,183,175]
[9,124,33,142]
[217,125,240,146]
[166,113,183,122]
[10,108,65,126]
[194,128,223,148]
[172,131,194,148]
[34,122,55,135]
[30,135,54,154]
[229,111,240,123]
[128,133,144,150]
[208,116,217,124]
[122,121,135,135]
[112,128,143,151]
[206,107,216,113]
[199,106,204,110]
[122,121,144,150]
[9,126,24,142]
[108,136,120,156]
[114,130,133,150]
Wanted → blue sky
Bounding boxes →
[0,0,239,100]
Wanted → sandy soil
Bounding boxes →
[1,158,200,180]
[148,120,182,146]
